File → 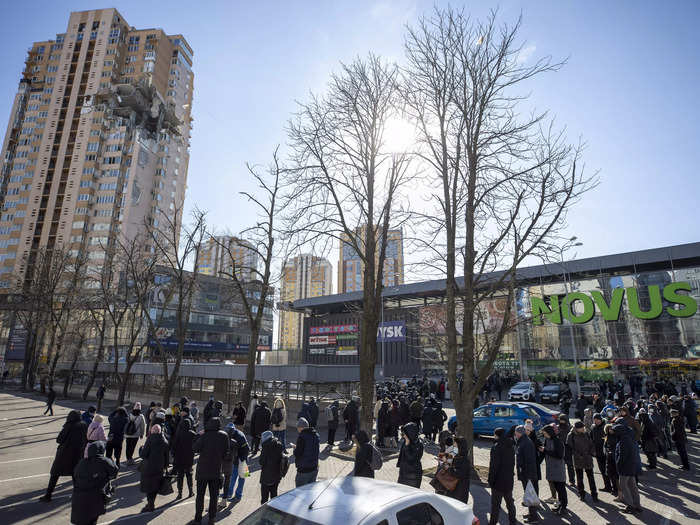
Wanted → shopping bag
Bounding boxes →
[158,474,174,496]
[522,480,540,507]
[239,459,250,478]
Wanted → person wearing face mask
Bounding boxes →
[443,437,471,504]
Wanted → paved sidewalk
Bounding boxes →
[0,388,698,524]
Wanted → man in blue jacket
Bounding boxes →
[515,425,539,523]
[614,422,642,515]
[293,417,320,487]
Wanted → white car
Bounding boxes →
[240,477,479,525]
[508,381,537,401]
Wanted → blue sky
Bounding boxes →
[1,1,698,274]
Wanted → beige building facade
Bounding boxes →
[338,227,404,293]
[199,235,258,281]
[0,8,193,286]
[278,254,333,350]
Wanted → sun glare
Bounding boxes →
[383,117,416,153]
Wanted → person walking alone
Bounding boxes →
[259,430,285,504]
[125,402,146,466]
[40,410,87,502]
[488,427,516,525]
[44,386,57,416]
[70,441,118,525]
[96,384,106,413]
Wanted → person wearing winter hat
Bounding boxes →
[566,421,597,502]
[259,429,285,504]
[591,413,611,492]
[514,425,539,522]
[293,417,320,487]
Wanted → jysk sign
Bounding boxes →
[377,321,406,342]
[531,282,698,325]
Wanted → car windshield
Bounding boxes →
[240,505,322,525]
[542,385,559,392]
[514,382,530,388]
[525,403,553,413]
[523,407,540,419]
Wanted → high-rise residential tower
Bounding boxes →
[278,254,333,350]
[338,227,403,293]
[0,8,193,287]
[199,235,258,281]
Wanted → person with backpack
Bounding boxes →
[259,430,286,504]
[250,401,272,455]
[192,417,229,523]
[125,402,146,466]
[326,400,339,447]
[270,397,287,448]
[81,406,96,426]
[70,441,118,525]
[225,422,249,501]
[106,406,128,469]
[353,430,376,478]
[171,417,196,499]
[293,417,320,487]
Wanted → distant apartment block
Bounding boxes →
[338,227,403,293]
[199,235,258,281]
[0,8,193,287]
[278,254,332,349]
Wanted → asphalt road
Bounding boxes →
[0,389,698,525]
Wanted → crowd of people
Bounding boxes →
[34,373,698,525]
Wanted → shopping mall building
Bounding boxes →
[287,242,700,380]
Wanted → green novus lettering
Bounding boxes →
[562,292,595,324]
[626,285,663,319]
[663,282,698,318]
[530,295,561,325]
[591,288,625,321]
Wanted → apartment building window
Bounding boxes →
[127,44,139,52]
[103,156,120,165]
[85,154,97,161]
[109,29,120,38]
[82,167,95,175]
[47,65,59,73]
[96,195,114,204]
[38,111,48,118]
[75,208,88,215]
[86,142,99,152]
[77,194,90,202]
[143,62,154,73]
[45,77,55,84]
[98,182,117,190]
[79,181,93,188]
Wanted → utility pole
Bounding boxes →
[559,237,583,394]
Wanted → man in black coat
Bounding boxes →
[44,386,57,415]
[171,418,197,499]
[40,410,87,502]
[327,400,339,446]
[259,430,285,504]
[515,425,540,523]
[192,417,229,524]
[307,397,319,428]
[250,401,272,455]
[353,430,374,479]
[488,427,516,525]
[71,441,118,525]
[670,409,690,470]
[591,413,611,492]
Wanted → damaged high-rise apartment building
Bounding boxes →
[0,8,193,286]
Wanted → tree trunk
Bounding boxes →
[63,353,79,398]
[241,325,259,409]
[117,370,130,406]
[48,344,61,388]
[21,328,36,391]
[83,325,106,400]
[359,293,379,433]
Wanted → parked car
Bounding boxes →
[539,383,571,404]
[240,477,479,525]
[508,381,538,401]
[472,402,542,437]
[579,383,600,403]
[520,402,561,426]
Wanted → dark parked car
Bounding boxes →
[539,383,571,404]
[579,383,600,403]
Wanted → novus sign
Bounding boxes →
[531,282,698,325]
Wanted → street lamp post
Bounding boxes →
[558,237,583,395]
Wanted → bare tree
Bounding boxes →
[61,310,92,398]
[285,54,413,431]
[211,148,282,408]
[139,206,206,407]
[10,246,74,391]
[403,8,597,450]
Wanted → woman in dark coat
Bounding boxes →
[171,418,196,499]
[106,407,128,468]
[603,423,619,497]
[445,437,471,504]
[40,410,88,502]
[376,401,390,447]
[71,441,118,525]
[353,430,374,478]
[639,411,659,469]
[397,422,423,487]
[139,424,169,513]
